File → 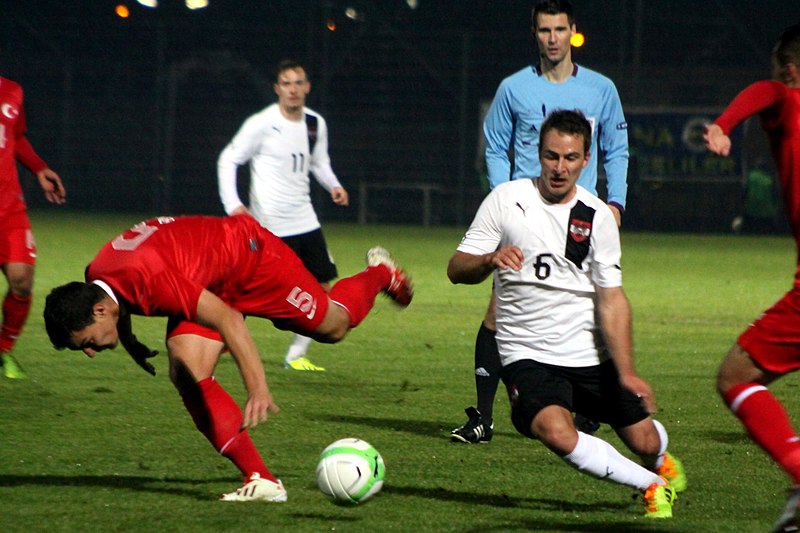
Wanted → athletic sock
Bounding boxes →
[724,382,800,484]
[329,265,391,327]
[0,291,31,353]
[179,376,277,482]
[285,334,313,362]
[564,431,663,491]
[474,323,501,424]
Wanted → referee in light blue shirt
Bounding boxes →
[451,0,629,445]
[484,63,629,214]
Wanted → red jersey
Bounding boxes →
[85,215,329,332]
[0,77,47,223]
[715,81,800,240]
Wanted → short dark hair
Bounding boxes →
[275,59,307,82]
[44,282,106,349]
[532,0,575,28]
[773,23,800,80]
[539,109,592,154]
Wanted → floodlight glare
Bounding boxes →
[136,0,158,7]
[345,7,364,21]
[185,0,209,9]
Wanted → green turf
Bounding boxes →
[1,211,797,532]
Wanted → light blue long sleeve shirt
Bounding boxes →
[484,64,629,210]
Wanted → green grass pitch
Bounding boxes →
[1,210,797,532]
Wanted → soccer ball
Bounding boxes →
[315,438,385,504]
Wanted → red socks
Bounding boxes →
[179,377,276,482]
[0,291,31,353]
[725,382,800,484]
[328,265,391,327]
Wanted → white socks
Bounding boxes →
[285,334,313,363]
[563,431,663,491]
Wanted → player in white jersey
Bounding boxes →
[448,110,685,519]
[218,59,348,371]
[452,0,627,444]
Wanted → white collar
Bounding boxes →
[91,279,119,304]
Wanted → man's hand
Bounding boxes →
[620,373,656,414]
[243,388,280,428]
[490,246,524,271]
[127,340,158,376]
[704,124,731,156]
[36,168,66,204]
[331,187,349,206]
[230,205,251,216]
[607,204,622,227]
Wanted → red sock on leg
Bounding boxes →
[725,382,800,484]
[328,265,391,327]
[0,292,31,353]
[179,377,277,482]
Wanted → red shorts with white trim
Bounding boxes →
[739,288,800,373]
[166,229,330,342]
[0,225,36,266]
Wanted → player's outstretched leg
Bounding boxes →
[365,247,413,307]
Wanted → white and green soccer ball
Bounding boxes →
[315,438,385,504]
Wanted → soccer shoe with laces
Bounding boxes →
[1,354,27,379]
[657,452,687,493]
[285,356,326,371]
[220,473,287,502]
[772,486,800,532]
[451,406,493,443]
[365,246,413,307]
[642,478,676,519]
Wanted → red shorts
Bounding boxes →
[166,229,330,342]
[0,226,36,266]
[739,288,800,373]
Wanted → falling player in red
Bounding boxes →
[43,214,412,502]
[705,23,800,533]
[0,76,65,379]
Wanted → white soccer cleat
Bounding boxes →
[220,473,288,502]
[365,246,413,307]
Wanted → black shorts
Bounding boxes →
[281,228,338,283]
[501,358,649,439]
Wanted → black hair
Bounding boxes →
[274,59,307,83]
[43,282,106,349]
[773,23,800,81]
[539,109,592,154]
[532,0,575,29]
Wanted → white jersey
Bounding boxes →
[218,103,342,237]
[457,179,622,368]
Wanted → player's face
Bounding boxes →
[68,314,120,358]
[274,67,310,114]
[533,13,575,66]
[537,129,589,204]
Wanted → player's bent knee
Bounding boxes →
[312,304,351,343]
[716,343,759,395]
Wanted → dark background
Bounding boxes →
[2,1,798,231]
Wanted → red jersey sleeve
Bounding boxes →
[14,135,48,175]
[714,80,787,135]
